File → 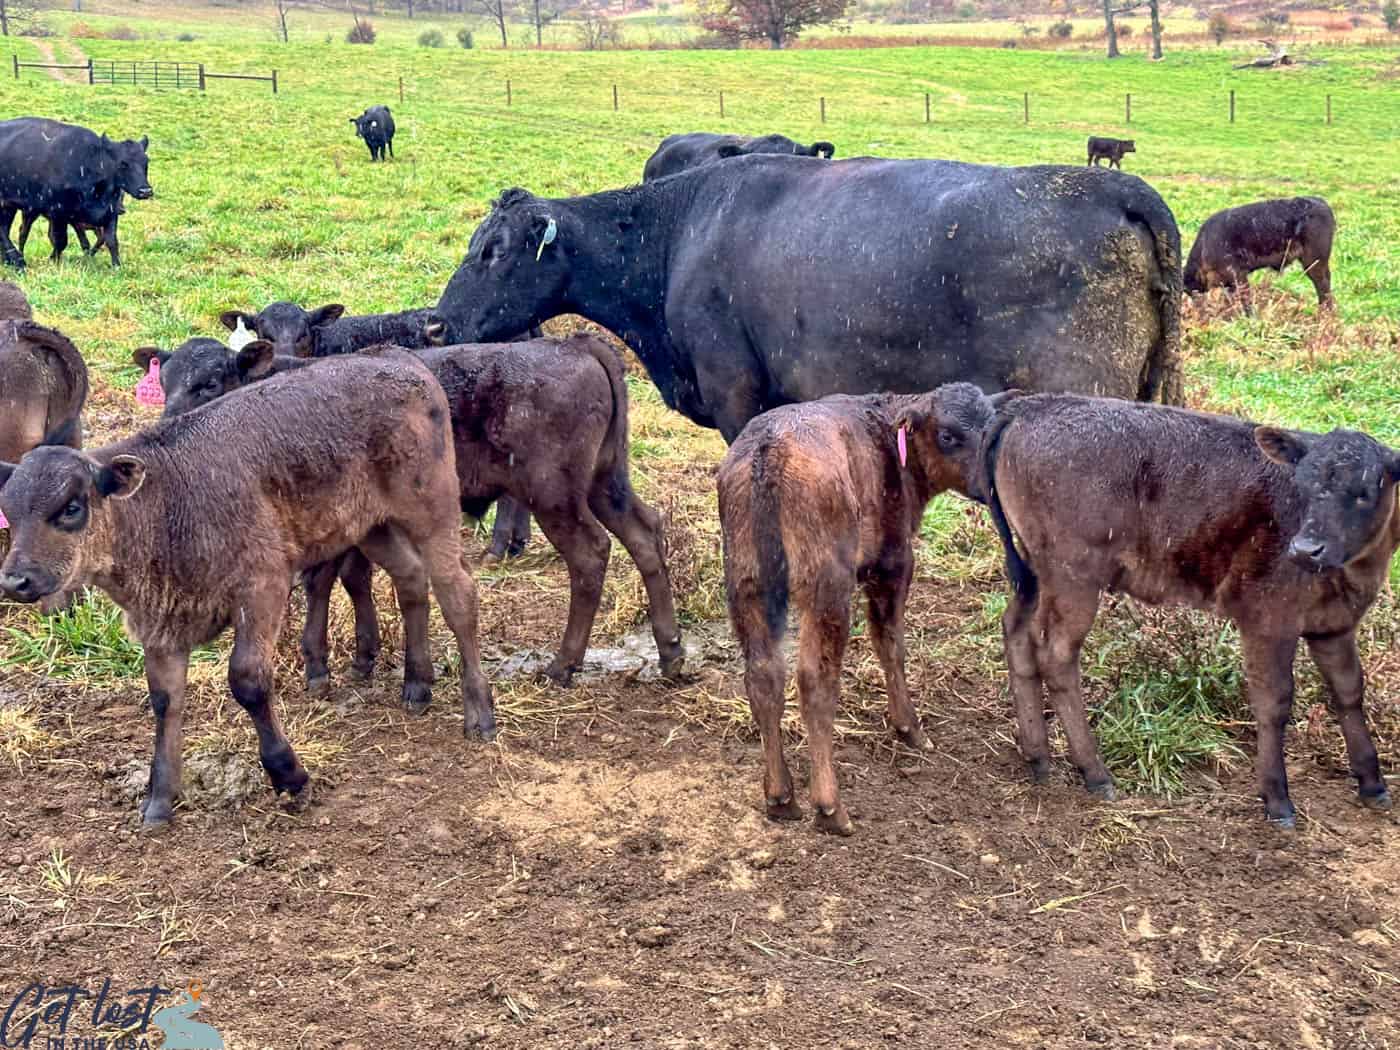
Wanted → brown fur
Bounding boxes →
[984,394,1400,826]
[0,280,32,321]
[1087,136,1135,168]
[0,351,492,828]
[0,320,86,462]
[717,383,1008,835]
[416,334,683,684]
[1184,196,1336,310]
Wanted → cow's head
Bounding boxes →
[0,438,143,603]
[350,110,384,139]
[716,134,837,161]
[1122,140,1137,153]
[134,338,276,418]
[220,302,344,358]
[438,188,569,344]
[893,383,1021,500]
[104,134,152,200]
[1256,426,1400,572]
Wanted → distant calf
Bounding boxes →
[984,395,1399,827]
[643,132,836,181]
[350,105,395,162]
[718,384,1007,835]
[1185,196,1335,310]
[18,192,125,268]
[0,352,493,828]
[220,301,442,359]
[1086,136,1135,169]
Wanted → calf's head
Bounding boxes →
[0,441,144,603]
[1256,426,1400,572]
[105,134,152,200]
[1121,140,1136,153]
[220,302,344,357]
[133,338,276,418]
[716,135,836,160]
[439,189,569,343]
[893,382,1017,499]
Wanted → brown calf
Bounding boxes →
[718,384,1008,835]
[0,319,86,463]
[418,335,683,684]
[984,395,1399,827]
[1184,196,1335,311]
[0,351,493,827]
[1087,136,1135,168]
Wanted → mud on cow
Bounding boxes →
[437,157,1184,442]
[642,132,836,181]
[982,394,1400,826]
[1185,196,1336,310]
[0,351,493,827]
[350,105,395,161]
[719,384,1008,835]
[0,118,151,269]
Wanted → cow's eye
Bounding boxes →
[203,380,221,393]
[60,500,83,521]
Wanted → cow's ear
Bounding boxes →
[1255,426,1312,468]
[131,346,168,370]
[219,310,253,333]
[308,304,345,327]
[95,455,146,500]
[235,340,276,380]
[988,389,1024,410]
[0,461,16,490]
[139,135,149,151]
[424,319,446,345]
[1388,447,1400,483]
[716,144,745,158]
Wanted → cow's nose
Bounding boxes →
[134,186,153,200]
[1289,537,1327,566]
[0,571,36,600]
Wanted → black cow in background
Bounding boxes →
[350,106,395,162]
[18,192,127,268]
[1086,136,1135,169]
[643,132,836,181]
[437,157,1184,443]
[0,118,151,269]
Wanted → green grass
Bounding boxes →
[0,22,1397,794]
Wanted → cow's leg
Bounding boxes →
[797,568,855,836]
[589,483,684,680]
[387,137,394,158]
[418,530,495,742]
[357,525,435,714]
[300,560,337,693]
[102,223,120,268]
[1002,588,1051,784]
[731,574,798,822]
[1035,585,1113,798]
[16,212,35,253]
[1241,631,1299,827]
[229,586,310,801]
[1307,631,1387,810]
[1,205,25,269]
[864,557,925,751]
[1304,257,1333,309]
[338,548,381,679]
[532,499,611,686]
[485,495,531,561]
[140,647,190,828]
[47,220,69,264]
[73,226,92,254]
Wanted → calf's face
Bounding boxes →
[1256,427,1400,571]
[112,136,153,200]
[895,382,1013,498]
[0,446,145,602]
[221,302,344,358]
[134,338,276,418]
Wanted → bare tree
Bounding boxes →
[699,0,850,49]
[574,1,618,48]
[0,0,42,37]
[469,0,513,45]
[1102,0,1161,59]
[273,0,293,42]
[530,0,557,45]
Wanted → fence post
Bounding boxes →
[719,90,724,118]
[506,78,511,105]
[925,91,930,123]
[198,63,205,91]
[612,83,618,111]
[820,96,826,123]
[87,57,93,84]
[1326,94,1331,125]
[1229,89,1235,124]
[12,55,18,80]
[398,76,403,104]
[1023,91,1029,124]
[271,69,278,95]
[1125,92,1131,123]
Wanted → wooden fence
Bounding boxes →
[12,55,277,93]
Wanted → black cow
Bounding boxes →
[437,157,1185,442]
[1184,197,1336,311]
[1086,136,1135,169]
[643,132,836,181]
[18,192,126,268]
[350,106,395,162]
[0,118,151,270]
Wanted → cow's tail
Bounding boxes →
[1119,179,1184,407]
[982,411,1037,606]
[18,321,88,445]
[750,443,790,641]
[721,439,791,648]
[575,334,631,490]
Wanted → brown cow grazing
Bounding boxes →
[1087,136,1135,169]
[718,383,1009,835]
[983,395,1399,827]
[0,351,494,828]
[0,279,32,320]
[1184,196,1335,311]
[418,335,683,685]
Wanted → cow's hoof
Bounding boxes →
[1086,778,1118,802]
[402,681,433,715]
[281,781,314,813]
[1027,757,1051,785]
[480,550,502,566]
[350,655,377,680]
[765,796,804,822]
[1267,803,1297,830]
[540,661,576,688]
[139,798,174,830]
[814,804,855,837]
[305,673,330,697]
[463,715,498,743]
[659,649,686,682]
[1360,788,1392,812]
[894,724,933,752]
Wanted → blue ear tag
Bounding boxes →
[536,217,557,262]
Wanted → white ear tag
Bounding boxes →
[536,218,557,262]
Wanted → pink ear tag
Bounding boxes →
[136,358,165,407]
[897,425,908,468]
[0,508,7,529]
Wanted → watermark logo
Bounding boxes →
[0,980,223,1050]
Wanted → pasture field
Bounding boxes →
[1,26,1399,1048]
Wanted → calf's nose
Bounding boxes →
[1288,536,1327,566]
[0,571,36,601]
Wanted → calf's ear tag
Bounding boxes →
[536,217,557,261]
[0,507,8,529]
[136,358,165,407]
[897,425,908,468]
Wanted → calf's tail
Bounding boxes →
[1117,178,1184,406]
[982,413,1037,606]
[575,334,630,487]
[19,321,89,443]
[750,443,790,641]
